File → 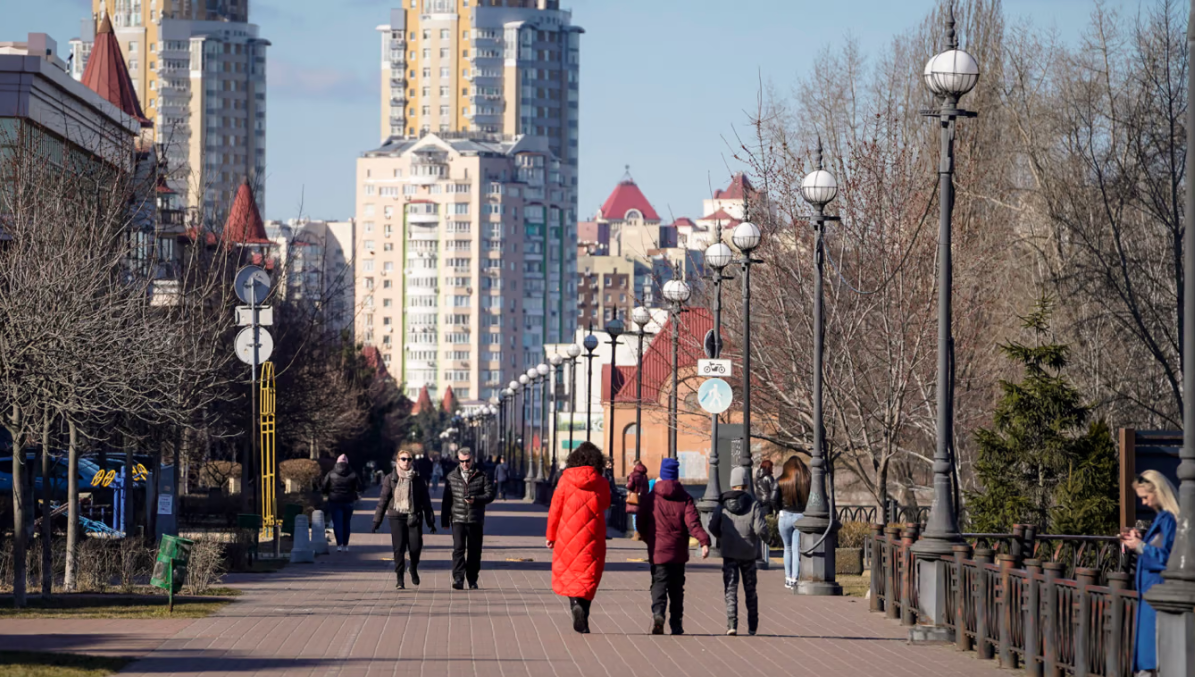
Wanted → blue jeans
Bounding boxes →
[779,510,802,581]
[327,501,354,546]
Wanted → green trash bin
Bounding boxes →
[151,534,193,611]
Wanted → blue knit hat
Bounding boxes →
[659,458,679,481]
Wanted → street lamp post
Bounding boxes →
[661,263,691,460]
[732,221,762,493]
[630,306,654,466]
[566,343,582,455]
[912,5,978,562]
[549,354,564,479]
[503,386,515,464]
[583,328,600,444]
[795,140,843,596]
[519,374,531,481]
[604,313,625,471]
[537,363,550,482]
[524,367,540,502]
[698,227,734,531]
[1148,3,1195,673]
[909,5,979,639]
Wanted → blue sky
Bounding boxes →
[14,0,1100,222]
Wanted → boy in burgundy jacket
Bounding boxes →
[638,457,710,635]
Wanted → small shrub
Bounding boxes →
[76,537,120,592]
[279,459,321,492]
[838,520,871,549]
[117,537,154,593]
[186,538,226,594]
[196,461,242,490]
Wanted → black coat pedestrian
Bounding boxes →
[321,462,360,503]
[414,456,434,482]
[372,470,436,531]
[441,466,496,527]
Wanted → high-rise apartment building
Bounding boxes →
[375,0,580,174]
[354,133,575,404]
[70,0,269,217]
[266,219,357,335]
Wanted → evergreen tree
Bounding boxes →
[966,299,1118,535]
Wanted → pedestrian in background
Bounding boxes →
[546,442,611,634]
[495,456,510,500]
[373,449,436,589]
[321,454,360,552]
[441,447,496,590]
[709,466,769,636]
[430,455,444,494]
[1123,469,1179,677]
[776,455,810,589]
[754,459,778,516]
[625,461,649,540]
[638,457,710,636]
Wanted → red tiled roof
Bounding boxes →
[715,173,755,201]
[673,217,696,227]
[361,346,391,379]
[441,385,458,413]
[599,179,660,222]
[412,385,433,415]
[222,180,270,245]
[154,174,176,194]
[80,13,151,128]
[610,308,714,404]
[697,208,739,223]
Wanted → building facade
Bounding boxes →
[353,133,576,404]
[375,0,581,173]
[266,219,356,335]
[71,1,269,217]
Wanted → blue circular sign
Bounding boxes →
[698,378,733,414]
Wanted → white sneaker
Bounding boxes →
[343,545,349,552]
[337,545,343,552]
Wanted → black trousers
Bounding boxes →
[722,558,758,629]
[388,516,423,578]
[650,563,686,628]
[451,522,484,584]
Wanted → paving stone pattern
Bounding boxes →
[14,489,1004,676]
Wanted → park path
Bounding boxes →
[46,488,1003,676]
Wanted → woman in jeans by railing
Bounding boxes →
[776,456,810,590]
[1122,470,1178,677]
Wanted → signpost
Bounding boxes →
[232,265,275,547]
[698,378,733,415]
[697,359,733,377]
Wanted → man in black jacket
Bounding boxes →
[441,447,495,589]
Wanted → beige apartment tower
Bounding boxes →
[354,134,576,404]
[72,0,269,218]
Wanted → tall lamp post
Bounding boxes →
[630,306,654,467]
[502,386,514,464]
[1148,3,1195,673]
[732,221,762,492]
[604,313,625,471]
[519,374,531,481]
[911,5,978,564]
[549,354,564,478]
[524,367,540,502]
[795,140,843,596]
[566,343,582,455]
[537,363,550,480]
[510,379,523,475]
[583,328,600,443]
[662,264,691,460]
[698,227,734,529]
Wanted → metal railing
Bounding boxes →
[869,525,1139,677]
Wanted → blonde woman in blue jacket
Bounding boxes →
[1121,470,1179,677]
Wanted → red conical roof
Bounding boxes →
[441,386,458,413]
[80,13,151,127]
[222,180,270,245]
[599,178,660,222]
[411,385,433,415]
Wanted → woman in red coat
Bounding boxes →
[546,442,611,634]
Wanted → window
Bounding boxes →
[363,260,375,272]
[383,298,393,308]
[364,204,375,216]
[440,49,449,58]
[441,29,450,39]
[452,203,470,215]
[383,279,393,289]
[422,48,430,59]
[364,240,375,250]
[364,277,375,290]
[447,332,470,344]
[383,243,394,252]
[440,67,450,78]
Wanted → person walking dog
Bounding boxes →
[546,442,611,634]
[638,457,710,636]
[709,466,769,635]
[373,449,436,589]
[441,447,496,590]
[321,454,360,552]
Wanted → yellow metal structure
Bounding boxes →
[260,362,278,539]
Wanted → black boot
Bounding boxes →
[410,565,420,586]
[570,599,586,633]
[395,573,405,590]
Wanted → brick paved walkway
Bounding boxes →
[53,489,1003,676]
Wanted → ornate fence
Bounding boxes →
[870,525,1140,677]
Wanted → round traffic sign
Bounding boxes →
[697,378,733,414]
[235,326,274,365]
[234,265,271,305]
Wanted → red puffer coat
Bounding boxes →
[546,465,612,600]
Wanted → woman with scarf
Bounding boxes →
[373,449,436,589]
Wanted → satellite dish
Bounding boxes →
[234,265,271,305]
[235,326,274,365]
